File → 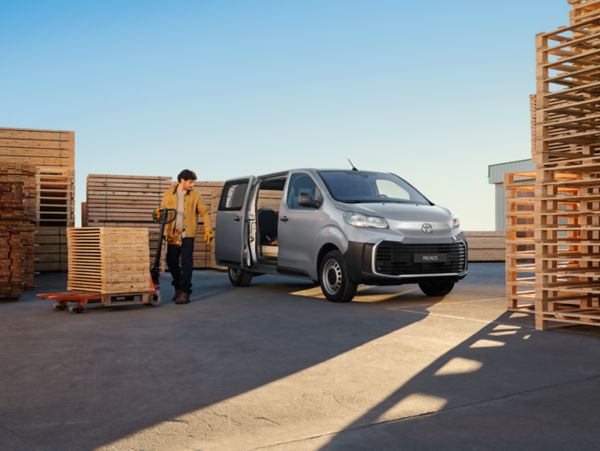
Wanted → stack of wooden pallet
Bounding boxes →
[67,227,150,294]
[533,1,600,329]
[0,127,75,273]
[505,172,537,312]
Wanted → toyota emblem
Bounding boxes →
[421,223,433,233]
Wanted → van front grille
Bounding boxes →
[374,241,467,276]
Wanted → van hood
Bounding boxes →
[340,202,453,222]
[338,202,457,238]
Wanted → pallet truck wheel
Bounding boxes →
[52,303,66,311]
[68,305,84,314]
[149,292,161,306]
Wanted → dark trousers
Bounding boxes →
[167,237,195,295]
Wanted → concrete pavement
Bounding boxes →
[1,263,599,450]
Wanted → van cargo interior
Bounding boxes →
[255,177,285,262]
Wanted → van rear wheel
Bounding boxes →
[419,280,455,297]
[319,250,357,302]
[228,266,253,287]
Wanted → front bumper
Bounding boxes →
[343,240,468,286]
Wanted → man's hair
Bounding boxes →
[177,169,197,182]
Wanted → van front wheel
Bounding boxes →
[319,251,357,303]
[228,266,253,287]
[419,280,454,297]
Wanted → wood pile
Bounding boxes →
[0,181,35,298]
[464,232,505,262]
[67,227,150,294]
[533,1,600,329]
[0,162,38,291]
[85,175,224,270]
[0,127,75,273]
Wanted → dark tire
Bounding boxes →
[319,250,357,302]
[228,266,253,287]
[419,281,455,297]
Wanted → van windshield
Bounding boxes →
[317,170,431,205]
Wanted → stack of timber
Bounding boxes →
[85,175,224,269]
[0,181,35,298]
[464,232,505,262]
[86,174,173,265]
[0,127,75,272]
[194,182,224,269]
[533,1,600,329]
[67,227,150,294]
[505,172,537,312]
[0,163,37,289]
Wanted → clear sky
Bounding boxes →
[0,0,571,230]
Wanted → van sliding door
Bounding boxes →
[215,177,255,266]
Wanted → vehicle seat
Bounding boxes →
[258,208,278,245]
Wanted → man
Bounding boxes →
[160,169,213,304]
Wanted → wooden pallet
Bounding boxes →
[67,227,150,294]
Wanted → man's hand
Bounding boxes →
[203,229,214,243]
[153,208,162,222]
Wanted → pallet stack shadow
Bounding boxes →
[534,0,600,329]
[67,227,150,296]
[0,175,35,299]
[0,128,75,274]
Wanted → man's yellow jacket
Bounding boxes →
[160,186,211,240]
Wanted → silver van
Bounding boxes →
[215,169,467,302]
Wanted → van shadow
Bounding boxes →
[4,272,450,450]
[320,310,600,450]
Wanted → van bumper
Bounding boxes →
[343,240,468,286]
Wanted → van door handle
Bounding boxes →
[233,215,241,222]
[280,216,289,222]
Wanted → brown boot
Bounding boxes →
[172,290,183,302]
[174,291,190,304]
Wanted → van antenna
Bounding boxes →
[348,159,358,171]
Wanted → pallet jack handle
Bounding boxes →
[150,208,177,286]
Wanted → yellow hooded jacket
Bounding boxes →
[160,186,211,240]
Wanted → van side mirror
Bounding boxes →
[298,192,322,209]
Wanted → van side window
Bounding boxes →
[219,181,248,211]
[287,174,321,210]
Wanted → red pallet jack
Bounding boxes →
[37,208,176,313]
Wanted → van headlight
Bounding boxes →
[452,217,460,229]
[343,211,389,229]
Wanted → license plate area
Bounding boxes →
[414,253,447,263]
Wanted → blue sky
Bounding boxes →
[0,0,570,229]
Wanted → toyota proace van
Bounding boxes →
[215,169,467,302]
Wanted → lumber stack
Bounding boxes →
[533,1,600,329]
[67,227,150,294]
[0,127,75,273]
[0,163,37,290]
[85,175,224,270]
[86,174,173,265]
[194,182,224,269]
[464,232,505,262]
[505,172,537,312]
[0,181,36,298]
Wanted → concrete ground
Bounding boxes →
[1,263,599,450]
